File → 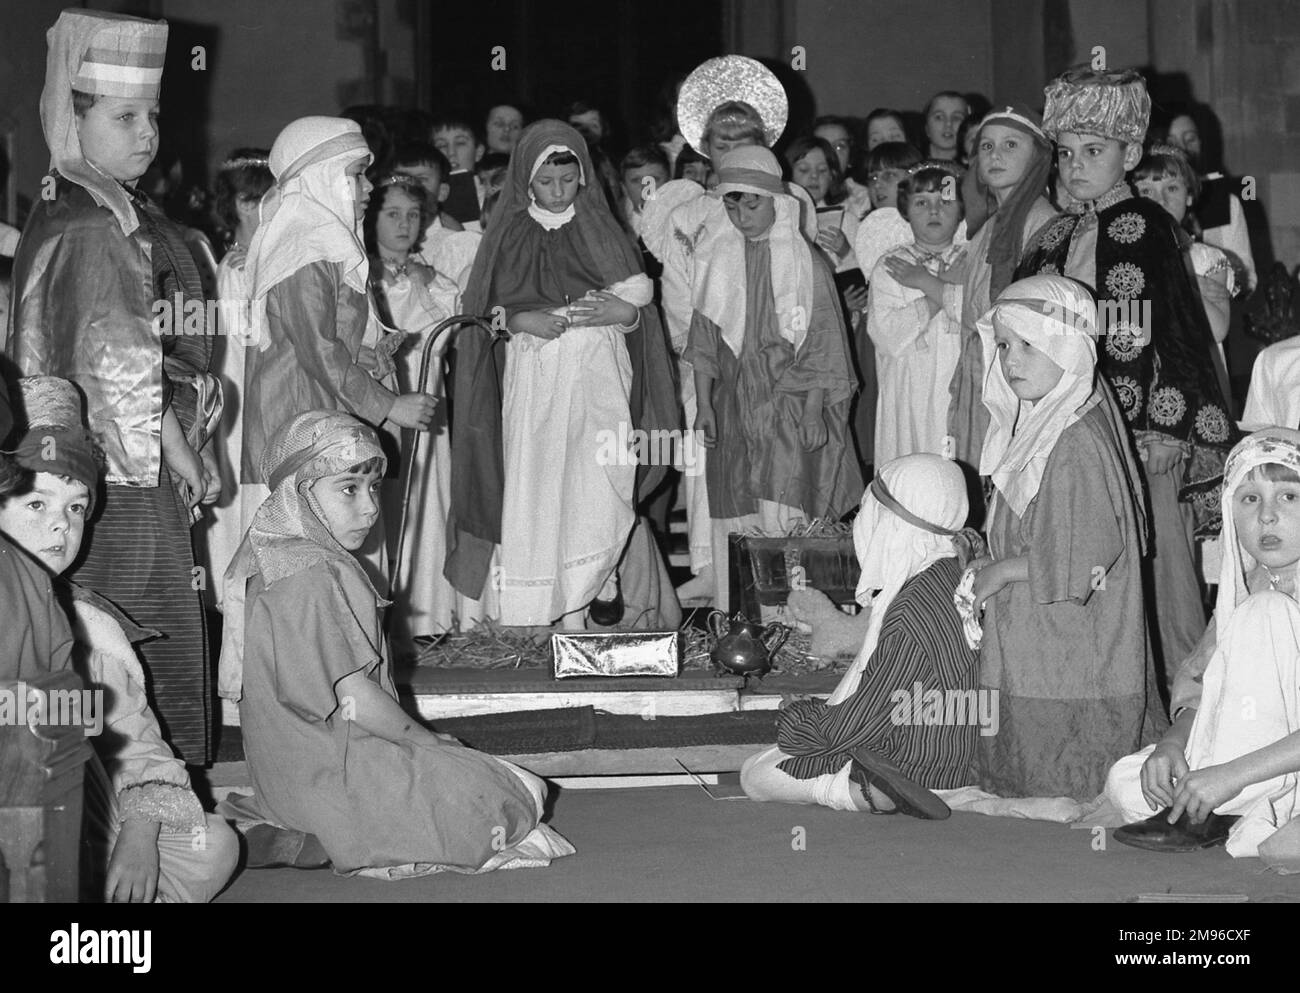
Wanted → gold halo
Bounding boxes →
[676,55,789,156]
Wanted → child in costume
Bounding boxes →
[853,141,925,279]
[219,410,572,875]
[946,106,1058,470]
[1015,68,1235,694]
[970,275,1162,800]
[203,148,272,609]
[868,160,966,466]
[444,121,677,629]
[395,142,481,292]
[241,116,437,589]
[688,147,862,610]
[742,454,980,819]
[1106,429,1300,870]
[7,10,219,764]
[364,173,496,638]
[1,376,238,901]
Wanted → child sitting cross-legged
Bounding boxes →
[1106,428,1300,867]
[742,454,982,819]
[219,410,574,875]
[0,376,238,901]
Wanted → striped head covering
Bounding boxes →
[41,10,169,237]
[71,11,167,99]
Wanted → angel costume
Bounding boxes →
[1106,429,1300,869]
[868,241,965,465]
[976,276,1163,801]
[219,411,573,876]
[7,11,215,763]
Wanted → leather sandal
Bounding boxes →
[848,745,951,820]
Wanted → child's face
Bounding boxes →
[866,117,906,150]
[977,123,1036,193]
[530,160,582,213]
[312,468,382,551]
[569,110,604,143]
[681,160,710,187]
[925,97,968,155]
[1055,132,1140,203]
[1135,172,1192,225]
[433,127,482,172]
[75,95,160,183]
[346,156,372,219]
[485,105,523,153]
[704,131,758,165]
[1167,114,1202,164]
[813,124,853,170]
[399,163,444,202]
[906,188,963,247]
[791,147,833,204]
[0,473,90,576]
[375,187,422,256]
[723,192,776,240]
[1232,470,1300,572]
[993,317,1065,402]
[868,166,907,210]
[622,162,669,211]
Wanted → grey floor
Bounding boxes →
[215,784,1300,903]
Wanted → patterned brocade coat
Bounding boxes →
[1015,188,1236,533]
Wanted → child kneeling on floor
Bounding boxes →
[219,410,573,876]
[0,376,238,902]
[741,454,981,819]
[1106,429,1300,868]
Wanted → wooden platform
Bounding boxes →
[221,666,840,727]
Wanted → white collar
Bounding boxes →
[528,200,576,230]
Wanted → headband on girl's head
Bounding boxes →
[376,173,424,192]
[220,156,270,172]
[869,474,957,536]
[977,106,1048,142]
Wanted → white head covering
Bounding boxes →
[1213,429,1300,629]
[245,117,373,311]
[1182,429,1300,858]
[40,10,169,237]
[691,146,813,356]
[978,274,1100,517]
[827,454,970,705]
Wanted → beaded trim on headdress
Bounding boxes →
[220,155,270,172]
[376,173,424,192]
[907,159,964,177]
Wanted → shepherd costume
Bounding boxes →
[219,410,573,876]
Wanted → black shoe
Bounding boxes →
[588,575,624,626]
[848,745,951,820]
[1113,808,1239,853]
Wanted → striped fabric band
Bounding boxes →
[869,475,956,536]
[74,35,167,99]
[277,133,370,183]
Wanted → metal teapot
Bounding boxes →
[707,610,790,680]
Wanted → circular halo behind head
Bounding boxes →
[676,55,788,153]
